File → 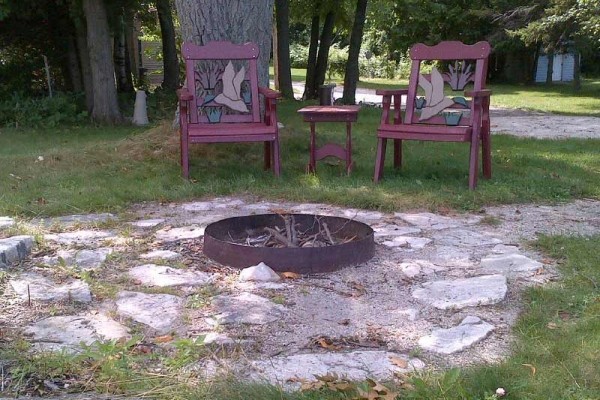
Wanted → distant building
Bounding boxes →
[535,51,579,83]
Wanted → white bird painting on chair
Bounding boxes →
[418,66,455,121]
[214,61,249,113]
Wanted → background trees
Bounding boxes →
[0,0,598,124]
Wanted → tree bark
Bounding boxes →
[174,0,274,90]
[273,21,279,90]
[67,35,83,93]
[124,8,139,85]
[82,0,122,123]
[546,50,554,84]
[313,10,336,98]
[74,20,94,113]
[303,12,320,100]
[573,51,580,90]
[114,13,134,93]
[275,0,294,99]
[157,0,180,91]
[342,0,368,104]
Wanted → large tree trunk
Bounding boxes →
[124,8,139,85]
[174,0,274,90]
[114,13,134,93]
[313,10,336,97]
[67,35,83,93]
[275,0,294,99]
[157,0,180,91]
[342,0,368,104]
[74,21,94,113]
[82,0,122,124]
[303,12,320,100]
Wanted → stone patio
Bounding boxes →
[1,196,599,392]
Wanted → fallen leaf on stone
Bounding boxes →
[315,337,341,350]
[280,271,301,279]
[541,258,554,265]
[131,279,142,285]
[153,334,174,343]
[339,318,351,325]
[388,355,408,368]
[546,321,558,330]
[522,363,536,376]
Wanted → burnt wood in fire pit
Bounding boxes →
[203,214,374,273]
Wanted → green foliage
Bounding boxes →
[290,42,310,68]
[0,93,88,128]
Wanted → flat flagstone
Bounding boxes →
[429,246,474,267]
[116,291,184,334]
[139,249,181,260]
[412,275,507,310]
[382,236,432,250]
[433,229,502,247]
[129,264,213,287]
[399,260,446,278]
[203,332,235,346]
[373,224,422,238]
[249,351,425,385]
[0,235,34,267]
[211,292,285,325]
[491,244,520,254]
[396,212,479,230]
[419,316,494,354]
[0,216,15,229]
[129,218,165,228]
[42,248,113,270]
[480,253,543,275]
[44,230,115,245]
[22,313,130,352]
[34,213,117,228]
[340,209,384,222]
[154,225,204,242]
[9,273,91,303]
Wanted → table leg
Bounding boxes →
[346,121,353,175]
[308,121,317,173]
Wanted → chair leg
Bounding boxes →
[272,138,281,177]
[393,139,402,169]
[374,137,387,182]
[481,123,492,179]
[180,131,190,179]
[264,141,271,171]
[468,134,480,190]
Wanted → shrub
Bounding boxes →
[0,92,88,128]
[289,43,309,68]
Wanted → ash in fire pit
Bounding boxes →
[203,214,374,274]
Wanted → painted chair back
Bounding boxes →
[404,41,490,127]
[182,41,261,125]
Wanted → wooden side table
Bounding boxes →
[297,105,361,175]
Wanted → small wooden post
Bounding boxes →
[43,55,53,98]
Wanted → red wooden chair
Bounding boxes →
[373,41,492,189]
[177,41,281,179]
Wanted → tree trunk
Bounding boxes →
[303,12,320,100]
[313,10,336,97]
[82,0,122,123]
[74,21,94,113]
[546,50,554,84]
[157,0,180,91]
[124,8,139,85]
[174,0,274,90]
[67,35,83,93]
[342,0,368,104]
[275,0,294,99]
[273,22,279,90]
[114,13,134,93]
[573,52,580,90]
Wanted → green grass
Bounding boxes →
[270,67,600,116]
[1,101,599,217]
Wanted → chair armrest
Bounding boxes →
[376,89,409,96]
[259,87,282,99]
[465,89,492,98]
[177,88,193,101]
